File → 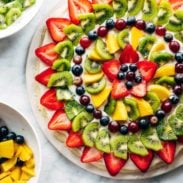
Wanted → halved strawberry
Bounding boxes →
[111,80,129,99]
[46,18,71,42]
[157,141,176,164]
[68,0,93,25]
[130,150,154,172]
[137,61,158,82]
[40,89,64,110]
[103,153,127,176]
[102,59,120,81]
[81,147,103,163]
[48,109,71,130]
[92,0,113,3]
[119,44,139,64]
[131,80,147,98]
[66,131,83,147]
[35,43,59,66]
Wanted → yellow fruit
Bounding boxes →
[25,158,35,168]
[83,72,104,84]
[148,42,166,59]
[22,167,35,176]
[154,64,175,78]
[88,48,104,61]
[148,85,171,101]
[112,100,128,121]
[14,181,27,183]
[130,27,144,49]
[1,157,17,172]
[20,172,31,181]
[0,172,10,180]
[0,140,14,159]
[0,176,13,183]
[91,87,112,108]
[10,167,21,181]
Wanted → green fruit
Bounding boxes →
[56,88,74,101]
[128,134,148,156]
[124,98,139,120]
[85,78,106,94]
[78,13,95,34]
[110,135,128,160]
[128,0,144,16]
[113,0,127,18]
[145,92,160,112]
[52,59,71,72]
[82,122,99,147]
[54,40,74,61]
[104,96,117,115]
[0,6,8,14]
[117,29,129,49]
[175,31,183,43]
[95,129,111,153]
[65,100,85,120]
[93,4,113,25]
[84,57,101,74]
[5,7,21,25]
[175,104,183,120]
[5,0,22,9]
[141,127,162,151]
[181,95,183,103]
[155,76,175,86]
[47,71,73,88]
[72,111,94,132]
[0,14,7,29]
[150,52,173,64]
[21,0,35,8]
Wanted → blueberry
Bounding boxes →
[145,23,155,34]
[174,74,183,84]
[88,30,98,40]
[105,19,115,29]
[129,64,137,72]
[126,17,136,26]
[164,33,173,42]
[120,125,128,135]
[75,46,85,55]
[15,135,25,144]
[72,65,83,76]
[120,64,128,72]
[100,116,110,126]
[0,126,9,138]
[169,95,179,104]
[138,118,150,129]
[16,159,24,167]
[135,76,142,83]
[117,72,125,80]
[125,81,133,90]
[76,86,85,96]
[155,110,165,120]
[175,52,183,63]
[6,132,16,140]
[86,104,94,113]
[0,158,8,164]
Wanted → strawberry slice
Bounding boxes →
[131,80,147,98]
[68,0,93,25]
[66,131,83,147]
[111,80,129,99]
[157,141,176,164]
[40,89,64,110]
[103,153,127,176]
[48,109,71,130]
[119,44,139,64]
[130,150,154,172]
[35,68,55,86]
[137,61,158,82]
[46,18,71,42]
[35,43,59,66]
[92,0,113,3]
[102,59,120,81]
[81,147,103,163]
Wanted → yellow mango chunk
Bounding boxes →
[22,167,35,176]
[130,27,144,49]
[83,72,104,84]
[148,42,166,59]
[0,172,11,180]
[112,100,128,121]
[10,167,21,181]
[1,157,17,172]
[25,158,35,168]
[20,172,31,181]
[15,145,23,158]
[91,87,111,108]
[0,176,13,183]
[0,140,14,159]
[154,64,175,78]
[88,48,104,61]
[14,181,27,183]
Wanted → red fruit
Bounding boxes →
[157,141,176,164]
[46,18,70,42]
[102,59,120,81]
[92,0,112,3]
[35,43,59,66]
[178,136,183,143]
[130,150,154,172]
[137,61,158,82]
[128,121,139,133]
[108,121,120,133]
[135,19,146,30]
[131,80,147,98]
[68,0,93,25]
[169,41,180,53]
[155,26,166,36]
[81,147,103,163]
[169,0,183,10]
[66,131,83,147]
[80,37,92,48]
[115,19,126,30]
[111,80,129,99]
[35,68,55,86]
[161,100,173,113]
[97,26,108,37]
[103,153,127,176]
[40,89,64,110]
[48,110,71,130]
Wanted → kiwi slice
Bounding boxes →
[117,29,129,49]
[141,127,162,151]
[175,104,183,121]
[78,13,95,34]
[84,57,101,74]
[82,122,99,147]
[95,129,111,153]
[128,0,144,16]
[145,92,160,112]
[112,0,127,18]
[110,135,128,159]
[52,59,71,72]
[104,96,117,115]
[128,134,148,156]
[65,100,85,120]
[56,88,74,101]
[5,0,22,9]
[124,98,139,120]
[0,14,6,29]
[54,40,74,61]
[21,0,35,8]
[0,6,8,14]
[5,7,21,25]
[155,76,175,86]
[47,71,73,88]
[150,52,173,65]
[175,31,183,43]
[93,4,113,25]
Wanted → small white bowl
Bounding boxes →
[0,0,44,39]
[0,102,41,183]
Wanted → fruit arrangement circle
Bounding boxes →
[34,0,183,177]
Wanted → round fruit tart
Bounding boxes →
[33,0,183,177]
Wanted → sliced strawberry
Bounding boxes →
[102,59,120,81]
[48,109,71,131]
[46,18,70,42]
[35,43,59,66]
[81,147,103,163]
[131,80,147,98]
[40,89,64,110]
[130,150,154,172]
[104,153,127,176]
[172,2,183,10]
[111,80,129,99]
[137,61,158,82]
[66,131,83,147]
[119,44,139,64]
[92,0,113,3]
[157,141,176,164]
[68,0,93,25]
[178,136,183,143]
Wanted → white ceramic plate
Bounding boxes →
[0,102,41,183]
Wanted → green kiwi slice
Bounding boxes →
[112,0,127,18]
[155,76,175,86]
[5,7,21,25]
[0,6,8,14]
[145,92,160,112]
[175,31,183,43]
[84,57,101,74]
[175,104,183,121]
[56,88,74,101]
[128,0,144,16]
[104,96,117,115]
[52,59,71,72]
[117,29,129,49]
[0,14,7,29]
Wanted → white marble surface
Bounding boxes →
[0,0,183,182]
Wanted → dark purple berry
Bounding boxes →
[128,122,139,133]
[115,19,126,30]
[80,95,90,106]
[135,19,146,30]
[108,121,120,133]
[93,110,102,119]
